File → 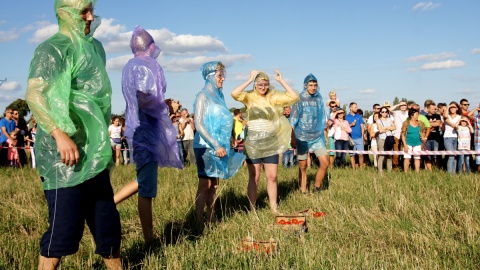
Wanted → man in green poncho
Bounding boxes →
[25,1,121,269]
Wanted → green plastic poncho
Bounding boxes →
[25,0,113,190]
[231,72,299,159]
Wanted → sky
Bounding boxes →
[1,0,479,116]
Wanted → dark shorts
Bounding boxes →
[136,161,158,198]
[194,148,216,179]
[246,154,279,164]
[40,170,121,258]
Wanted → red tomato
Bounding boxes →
[286,221,292,225]
[292,219,299,224]
[298,220,305,225]
[278,220,286,225]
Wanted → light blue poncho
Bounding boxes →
[193,61,245,179]
[290,73,327,151]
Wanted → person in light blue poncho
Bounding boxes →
[290,74,330,193]
[193,61,245,224]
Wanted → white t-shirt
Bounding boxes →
[393,111,408,139]
[444,115,461,138]
[108,124,122,139]
[179,118,195,141]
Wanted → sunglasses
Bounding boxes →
[462,103,469,106]
[380,111,388,113]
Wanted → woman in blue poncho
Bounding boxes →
[193,61,245,224]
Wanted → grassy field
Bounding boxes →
[1,163,479,269]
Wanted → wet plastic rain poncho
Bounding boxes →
[26,0,113,190]
[290,74,327,151]
[232,72,300,159]
[122,26,183,170]
[193,61,245,179]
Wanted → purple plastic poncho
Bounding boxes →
[193,61,245,179]
[122,26,183,169]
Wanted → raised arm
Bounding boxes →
[273,70,299,101]
[231,70,258,98]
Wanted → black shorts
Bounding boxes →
[40,170,121,257]
[246,154,279,164]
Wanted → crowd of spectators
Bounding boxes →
[2,95,479,174]
[276,96,480,174]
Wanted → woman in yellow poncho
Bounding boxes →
[231,70,299,213]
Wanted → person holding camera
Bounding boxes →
[179,108,196,165]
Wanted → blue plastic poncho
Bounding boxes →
[290,74,327,151]
[26,0,113,190]
[193,61,245,179]
[122,26,183,169]
[231,72,299,159]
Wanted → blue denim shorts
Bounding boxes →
[136,161,158,198]
[349,138,364,156]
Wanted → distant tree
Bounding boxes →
[393,97,400,105]
[7,98,30,118]
[401,98,408,103]
[229,107,246,113]
[342,104,347,112]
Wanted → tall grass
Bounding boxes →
[1,164,479,269]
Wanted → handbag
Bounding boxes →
[380,119,394,151]
[334,126,342,140]
[348,136,355,147]
[384,135,394,151]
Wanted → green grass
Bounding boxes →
[1,164,479,269]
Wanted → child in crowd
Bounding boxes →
[457,116,473,173]
[325,91,340,108]
[7,130,20,168]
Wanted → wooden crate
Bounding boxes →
[240,237,278,254]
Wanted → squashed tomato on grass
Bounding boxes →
[313,211,327,217]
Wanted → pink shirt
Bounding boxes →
[333,119,352,140]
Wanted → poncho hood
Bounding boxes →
[55,0,101,39]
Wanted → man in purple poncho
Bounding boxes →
[114,26,183,243]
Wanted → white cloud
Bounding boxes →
[163,54,253,73]
[420,60,465,70]
[0,29,20,42]
[412,2,441,11]
[96,20,229,56]
[359,88,376,94]
[472,48,480,54]
[457,88,474,94]
[0,20,6,25]
[106,55,132,71]
[0,94,16,102]
[0,81,21,91]
[28,22,58,43]
[407,52,456,62]
[331,86,349,92]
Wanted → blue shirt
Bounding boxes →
[345,113,364,139]
[0,118,15,143]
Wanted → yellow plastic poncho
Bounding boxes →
[25,0,113,190]
[232,72,299,159]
